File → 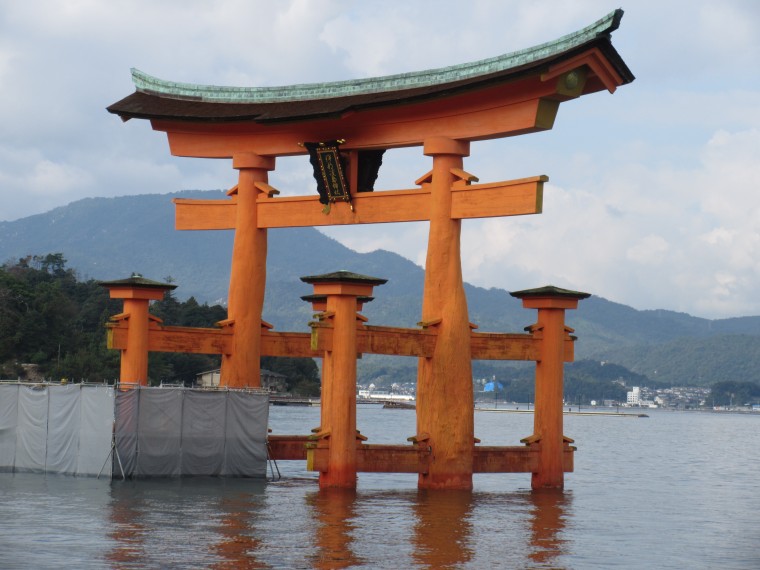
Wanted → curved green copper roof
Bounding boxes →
[132,10,623,104]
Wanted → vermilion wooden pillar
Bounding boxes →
[511,286,589,489]
[416,137,474,490]
[301,271,386,488]
[221,153,275,388]
[100,276,177,387]
[302,292,373,458]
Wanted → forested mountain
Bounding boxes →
[2,191,760,388]
[0,256,319,392]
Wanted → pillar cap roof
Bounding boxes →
[99,274,178,290]
[301,293,375,304]
[510,285,590,300]
[300,270,387,286]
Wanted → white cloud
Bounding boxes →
[626,235,669,265]
[0,152,94,219]
[26,159,93,196]
[450,125,760,318]
[318,1,609,78]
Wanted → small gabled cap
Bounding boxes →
[510,285,589,300]
[511,285,590,310]
[300,294,375,304]
[99,274,178,291]
[99,274,177,300]
[300,270,387,286]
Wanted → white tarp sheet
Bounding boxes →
[15,386,51,472]
[0,384,20,471]
[46,385,81,474]
[0,384,114,476]
[78,387,116,475]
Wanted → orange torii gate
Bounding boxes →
[106,10,633,490]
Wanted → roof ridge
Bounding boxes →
[132,9,623,104]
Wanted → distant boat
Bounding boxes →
[383,401,416,410]
[269,395,318,406]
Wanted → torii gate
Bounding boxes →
[106,10,633,490]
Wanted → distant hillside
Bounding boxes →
[3,191,760,386]
[0,191,236,304]
[586,334,760,386]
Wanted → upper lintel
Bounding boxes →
[107,10,633,126]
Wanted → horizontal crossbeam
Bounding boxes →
[267,435,312,460]
[292,442,574,474]
[107,322,232,355]
[470,332,574,361]
[305,444,430,474]
[473,445,574,473]
[261,330,324,357]
[358,325,437,357]
[108,322,574,362]
[174,176,546,230]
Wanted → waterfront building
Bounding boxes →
[627,386,641,406]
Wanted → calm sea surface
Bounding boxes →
[1,405,759,569]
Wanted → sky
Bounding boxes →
[0,1,759,320]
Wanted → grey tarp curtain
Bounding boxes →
[0,384,114,476]
[1,385,268,479]
[114,388,269,478]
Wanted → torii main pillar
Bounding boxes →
[416,137,474,490]
[222,153,275,388]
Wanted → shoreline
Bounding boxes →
[475,407,648,417]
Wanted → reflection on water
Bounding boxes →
[308,488,362,569]
[300,486,570,569]
[209,492,266,570]
[106,478,270,569]
[0,439,572,569]
[107,484,147,567]
[527,490,570,569]
[412,490,474,569]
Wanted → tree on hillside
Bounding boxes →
[0,255,121,380]
[709,380,760,406]
[146,286,228,385]
[0,256,229,385]
[261,356,320,396]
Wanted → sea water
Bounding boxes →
[1,406,758,569]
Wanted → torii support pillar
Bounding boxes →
[416,137,474,490]
[100,275,177,387]
[221,153,275,388]
[511,285,590,490]
[301,270,387,488]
